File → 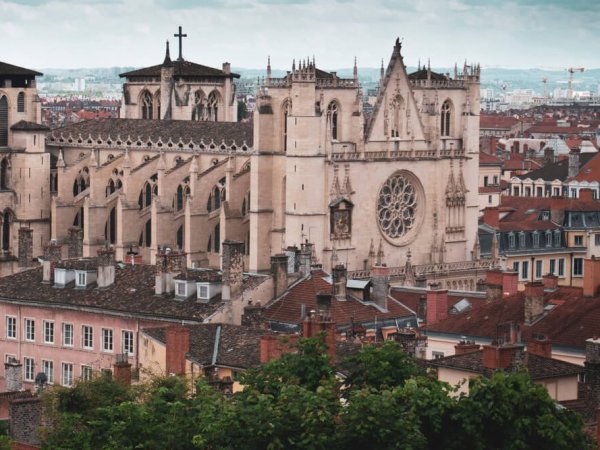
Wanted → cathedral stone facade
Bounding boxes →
[1,37,485,287]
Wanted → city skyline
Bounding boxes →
[1,0,599,71]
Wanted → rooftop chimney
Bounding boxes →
[332,264,347,300]
[371,264,389,311]
[17,228,33,268]
[454,340,480,355]
[303,296,336,360]
[97,246,116,288]
[271,254,289,299]
[524,281,545,323]
[259,334,298,364]
[4,358,22,392]
[482,206,500,229]
[584,258,600,297]
[482,344,523,370]
[426,282,448,325]
[568,148,580,179]
[542,273,558,291]
[42,241,62,284]
[222,240,245,301]
[67,226,83,258]
[299,242,313,276]
[527,336,552,359]
[165,325,190,376]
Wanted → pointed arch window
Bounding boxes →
[327,101,339,140]
[213,223,220,253]
[207,91,219,122]
[176,225,184,250]
[441,100,452,137]
[213,186,221,210]
[192,90,206,121]
[104,207,116,245]
[141,91,153,120]
[0,96,8,147]
[282,99,291,152]
[0,159,8,190]
[176,185,184,211]
[2,210,11,252]
[17,92,25,113]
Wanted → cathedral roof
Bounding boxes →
[119,60,240,79]
[407,68,448,81]
[47,118,253,147]
[10,120,49,132]
[0,61,42,77]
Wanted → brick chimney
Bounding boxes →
[482,344,523,369]
[580,188,594,202]
[568,148,580,179]
[299,242,313,276]
[482,206,500,228]
[271,254,288,299]
[165,325,190,376]
[332,264,347,300]
[67,226,83,258]
[113,353,132,385]
[524,281,545,323]
[155,251,169,295]
[527,336,552,359]
[485,269,503,300]
[42,241,62,284]
[371,265,389,311]
[426,282,448,325]
[17,228,33,268]
[502,271,518,297]
[4,358,22,392]
[454,340,480,355]
[584,257,600,297]
[259,334,298,364]
[302,299,336,360]
[222,240,245,301]
[542,273,558,291]
[97,246,116,288]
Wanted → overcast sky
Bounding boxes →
[1,0,598,71]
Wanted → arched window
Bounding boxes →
[192,90,205,121]
[207,194,212,213]
[207,91,219,122]
[2,210,11,252]
[176,225,184,249]
[0,158,8,190]
[0,96,8,147]
[104,207,116,245]
[207,235,212,252]
[139,219,152,247]
[155,90,161,120]
[241,198,246,216]
[141,91,153,120]
[73,207,84,229]
[145,183,152,207]
[213,223,220,253]
[17,92,25,113]
[107,179,115,196]
[176,185,184,211]
[213,186,221,210]
[327,101,339,140]
[441,100,452,137]
[282,99,291,152]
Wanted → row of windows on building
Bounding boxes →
[0,93,27,147]
[6,354,91,387]
[506,229,562,249]
[4,317,134,354]
[512,256,584,281]
[511,184,599,200]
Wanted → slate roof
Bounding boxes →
[390,289,486,317]
[0,61,42,77]
[426,286,600,351]
[47,118,253,147]
[517,153,595,182]
[0,265,225,322]
[120,60,239,79]
[429,350,584,380]
[10,120,49,132]
[407,69,448,81]
[262,270,416,328]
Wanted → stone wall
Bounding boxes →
[9,397,42,446]
[17,228,33,268]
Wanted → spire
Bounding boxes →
[266,55,271,83]
[376,239,385,266]
[122,148,131,169]
[427,57,431,84]
[292,59,296,72]
[418,58,421,71]
[163,40,173,67]
[379,59,384,87]
[353,56,358,82]
[57,149,65,168]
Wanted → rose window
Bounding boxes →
[377,174,418,239]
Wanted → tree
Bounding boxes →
[237,101,248,121]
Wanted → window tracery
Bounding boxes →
[327,101,339,140]
[377,173,417,240]
[441,100,452,137]
[141,91,153,120]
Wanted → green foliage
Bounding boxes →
[237,101,248,121]
[40,339,594,450]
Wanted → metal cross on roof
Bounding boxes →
[174,26,187,61]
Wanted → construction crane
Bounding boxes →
[541,77,548,97]
[567,67,584,99]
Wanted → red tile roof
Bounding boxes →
[479,152,503,165]
[480,115,519,129]
[262,270,414,327]
[574,152,600,182]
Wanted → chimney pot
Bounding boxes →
[482,206,500,228]
[165,325,190,376]
[426,285,448,325]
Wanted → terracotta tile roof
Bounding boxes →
[0,265,226,322]
[479,152,503,165]
[120,60,239,79]
[574,152,600,182]
[500,196,600,221]
[426,286,600,351]
[479,186,501,194]
[47,118,253,147]
[429,350,584,380]
[390,289,485,316]
[262,270,415,328]
[10,120,49,132]
[0,61,42,77]
[503,158,542,171]
[480,115,518,129]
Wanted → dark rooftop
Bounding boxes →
[517,153,595,182]
[0,61,42,77]
[120,60,239,79]
[10,120,49,132]
[407,68,448,81]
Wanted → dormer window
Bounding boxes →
[518,232,526,248]
[545,230,552,247]
[198,284,209,300]
[508,233,515,249]
[175,281,187,298]
[77,272,86,286]
[532,232,539,248]
[554,230,561,247]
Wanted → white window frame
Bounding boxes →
[62,323,74,347]
[102,328,113,353]
[521,260,529,281]
[558,258,565,277]
[61,362,73,387]
[24,357,35,382]
[122,330,134,355]
[535,260,543,279]
[549,259,556,275]
[76,272,86,287]
[81,365,93,382]
[6,316,16,340]
[574,235,583,246]
[42,359,54,384]
[43,320,54,344]
[82,325,93,350]
[595,234,600,246]
[573,257,584,277]
[175,282,187,297]
[24,318,35,342]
